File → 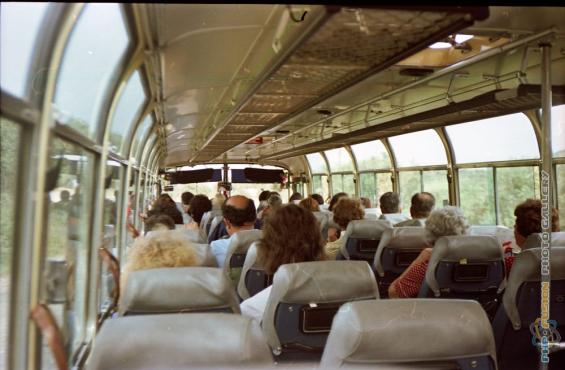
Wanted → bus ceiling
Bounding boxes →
[138,5,565,167]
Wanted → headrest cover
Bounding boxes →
[425,235,503,296]
[469,225,515,246]
[119,267,240,315]
[320,299,496,368]
[86,314,273,370]
[374,227,435,276]
[262,260,379,352]
[345,219,391,239]
[522,232,565,250]
[237,242,259,300]
[312,211,329,225]
[223,229,262,273]
[503,247,565,329]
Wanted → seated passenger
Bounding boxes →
[289,192,303,204]
[378,192,409,224]
[240,204,325,322]
[388,206,469,298]
[395,192,435,227]
[324,198,365,259]
[311,193,324,207]
[327,192,348,242]
[210,195,256,267]
[256,190,271,213]
[298,196,320,212]
[120,231,198,291]
[505,198,560,272]
[184,194,212,242]
[144,214,175,234]
[180,191,194,224]
[147,202,184,225]
[359,197,371,209]
[257,193,283,225]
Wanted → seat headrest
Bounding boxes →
[522,232,565,250]
[345,219,391,239]
[380,213,410,224]
[86,313,273,370]
[503,247,565,329]
[312,211,328,223]
[374,227,435,276]
[237,242,260,299]
[192,243,218,267]
[320,299,496,368]
[425,235,503,296]
[262,260,379,352]
[469,225,515,245]
[119,267,240,315]
[228,229,262,255]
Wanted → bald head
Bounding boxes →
[411,192,435,218]
[222,195,256,232]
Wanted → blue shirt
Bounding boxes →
[210,235,233,267]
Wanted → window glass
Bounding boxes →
[332,175,344,194]
[43,138,94,361]
[359,173,377,208]
[130,115,153,161]
[446,113,539,164]
[312,175,329,201]
[351,140,390,170]
[342,174,355,196]
[459,168,495,225]
[422,170,449,208]
[553,105,565,157]
[126,170,139,247]
[399,171,421,213]
[231,183,289,204]
[306,153,328,174]
[324,148,354,173]
[0,118,21,370]
[135,127,153,162]
[109,70,147,155]
[557,164,565,230]
[0,3,49,98]
[54,4,130,139]
[389,130,447,167]
[497,166,540,228]
[376,173,393,202]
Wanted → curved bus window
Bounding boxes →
[306,153,327,174]
[497,166,540,228]
[43,138,94,362]
[389,129,447,167]
[53,4,130,140]
[459,168,496,225]
[312,175,329,201]
[324,148,354,173]
[446,113,539,164]
[553,104,565,157]
[108,70,147,155]
[351,140,391,170]
[0,118,22,370]
[0,2,48,99]
[398,170,451,212]
[130,115,153,161]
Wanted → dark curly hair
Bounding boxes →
[222,197,256,227]
[189,194,212,225]
[145,214,175,232]
[257,204,324,274]
[311,193,324,205]
[332,198,364,230]
[514,199,559,238]
[147,203,183,224]
[329,192,348,212]
[181,191,194,206]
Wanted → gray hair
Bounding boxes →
[267,194,282,208]
[425,206,469,237]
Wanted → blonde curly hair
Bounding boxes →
[121,231,198,289]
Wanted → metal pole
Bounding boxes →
[538,41,552,370]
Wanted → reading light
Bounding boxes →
[429,42,452,49]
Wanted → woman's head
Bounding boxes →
[329,192,348,212]
[299,197,320,212]
[258,204,324,274]
[188,194,212,224]
[514,199,560,245]
[425,206,469,238]
[145,214,175,233]
[332,198,364,230]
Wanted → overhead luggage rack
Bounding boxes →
[192,6,489,163]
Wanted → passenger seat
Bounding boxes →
[336,219,391,263]
[321,299,497,369]
[521,231,565,250]
[237,242,272,300]
[87,313,273,370]
[119,267,240,315]
[262,260,379,361]
[223,229,262,285]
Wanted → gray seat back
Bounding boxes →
[469,225,515,246]
[208,214,224,239]
[223,229,262,284]
[339,219,392,261]
[522,231,565,250]
[119,267,240,315]
[262,260,379,357]
[321,299,496,369]
[192,242,218,267]
[237,242,272,300]
[312,211,329,241]
[86,313,273,370]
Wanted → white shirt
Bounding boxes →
[378,213,410,224]
[394,218,426,227]
[240,286,272,324]
[210,235,234,267]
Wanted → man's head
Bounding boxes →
[359,197,371,209]
[181,191,194,206]
[410,192,435,219]
[258,190,271,202]
[222,195,257,235]
[379,192,400,214]
[514,199,560,247]
[311,193,324,205]
[188,195,212,225]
